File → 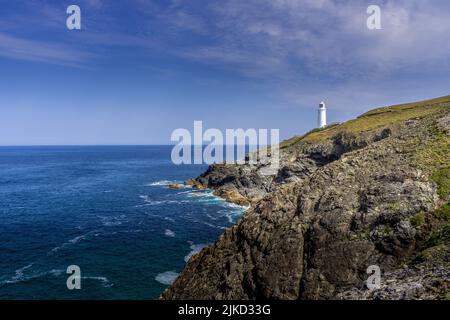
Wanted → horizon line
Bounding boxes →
[0,144,273,147]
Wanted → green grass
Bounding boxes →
[386,202,401,211]
[433,203,450,221]
[410,212,425,227]
[359,95,450,117]
[431,166,450,199]
[281,95,450,148]
[416,203,450,260]
[426,221,450,247]
[382,224,393,235]
[412,125,450,201]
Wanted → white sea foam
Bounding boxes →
[147,180,183,187]
[139,194,150,201]
[184,243,207,262]
[192,190,248,211]
[47,269,64,276]
[192,218,223,229]
[176,190,193,195]
[82,276,113,288]
[187,191,215,198]
[222,200,249,211]
[147,180,193,190]
[48,230,100,254]
[197,199,221,205]
[155,271,179,285]
[138,195,191,206]
[5,264,33,284]
[102,218,122,227]
[203,221,224,229]
[0,266,64,286]
[164,229,175,237]
[49,234,87,253]
[101,220,123,226]
[216,209,242,224]
[147,180,172,186]
[99,215,126,226]
[69,234,87,244]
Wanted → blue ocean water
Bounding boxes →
[0,146,244,299]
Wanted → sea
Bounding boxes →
[0,146,245,299]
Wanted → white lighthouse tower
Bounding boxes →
[318,101,327,128]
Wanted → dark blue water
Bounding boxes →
[0,146,244,299]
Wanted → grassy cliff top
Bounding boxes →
[282,95,450,148]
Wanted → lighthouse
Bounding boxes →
[318,101,327,128]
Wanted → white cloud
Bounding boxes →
[152,0,450,80]
[1,0,448,112]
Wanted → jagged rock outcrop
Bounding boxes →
[161,96,450,300]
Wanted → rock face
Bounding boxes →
[161,96,450,300]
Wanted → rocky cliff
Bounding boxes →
[162,96,450,300]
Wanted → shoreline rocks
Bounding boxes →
[168,183,183,189]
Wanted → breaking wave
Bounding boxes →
[164,229,175,237]
[184,243,207,262]
[155,271,179,285]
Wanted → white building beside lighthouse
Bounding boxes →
[318,101,327,128]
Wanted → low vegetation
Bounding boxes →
[410,212,425,227]
[282,95,450,148]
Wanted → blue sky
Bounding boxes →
[0,0,449,145]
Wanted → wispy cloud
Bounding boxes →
[4,0,449,76]
[0,32,96,67]
[1,0,449,111]
[131,0,450,110]
[149,0,450,80]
